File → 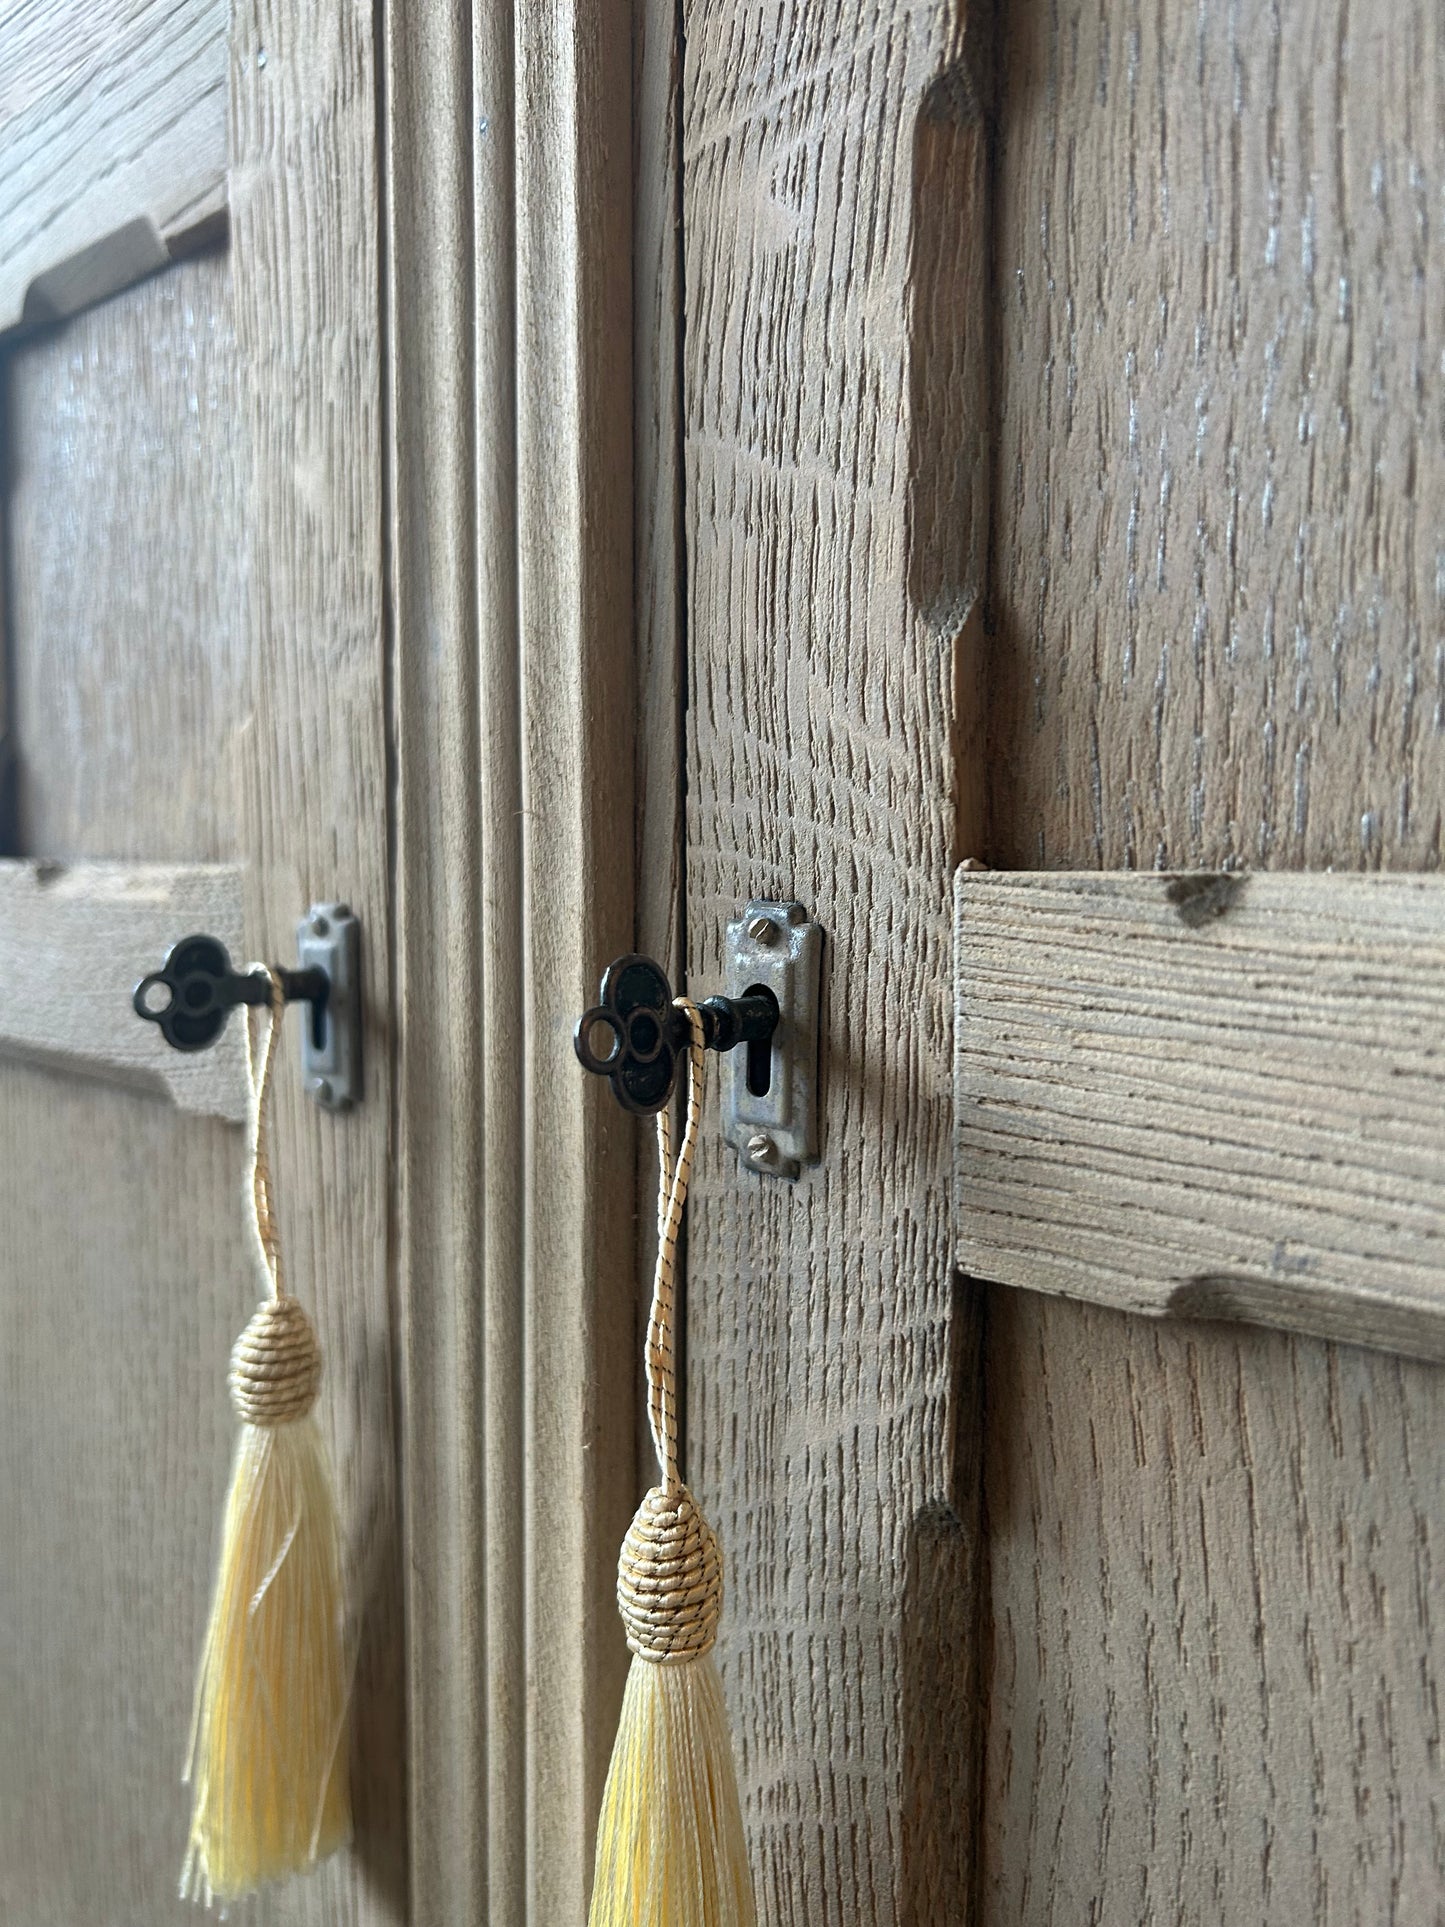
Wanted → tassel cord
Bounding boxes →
[245,966,288,1301]
[645,999,706,1495]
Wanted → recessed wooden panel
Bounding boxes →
[956,869,1445,1362]
[5,252,245,863]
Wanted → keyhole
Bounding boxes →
[744,983,773,1096]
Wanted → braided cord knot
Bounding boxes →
[617,1484,723,1663]
[229,1295,322,1426]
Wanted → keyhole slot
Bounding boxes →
[744,982,774,1096]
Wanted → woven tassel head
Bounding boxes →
[182,977,352,1905]
[589,1003,756,1927]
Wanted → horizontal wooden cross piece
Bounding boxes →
[955,869,1445,1364]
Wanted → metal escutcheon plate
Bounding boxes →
[721,899,823,1180]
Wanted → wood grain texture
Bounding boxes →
[515,4,639,1919]
[0,1060,252,1921]
[978,4,1445,1919]
[228,0,405,1915]
[0,0,228,334]
[633,0,687,1514]
[4,250,245,863]
[472,5,529,1919]
[956,869,1445,1363]
[382,0,490,1919]
[0,858,246,1119]
[682,5,990,1919]
[983,1290,1445,1927]
[989,0,1445,875]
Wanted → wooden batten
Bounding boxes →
[0,860,246,1120]
[0,0,228,336]
[956,869,1445,1362]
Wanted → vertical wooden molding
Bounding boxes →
[383,0,487,1922]
[386,2,638,1918]
[633,0,688,1486]
[516,3,637,1919]
[229,0,405,1914]
[682,5,990,1921]
[473,5,529,1923]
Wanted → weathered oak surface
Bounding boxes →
[681,5,988,1919]
[956,869,1445,1362]
[0,0,228,333]
[984,1292,1445,1927]
[989,0,1445,876]
[978,3,1445,1921]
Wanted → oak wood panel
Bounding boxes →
[0,237,397,1927]
[682,6,989,1919]
[979,3,1445,1920]
[989,0,1445,875]
[0,0,228,334]
[4,251,245,863]
[984,1291,1445,1927]
[956,870,1445,1363]
[0,859,246,1119]
[228,0,404,1916]
[0,1061,249,1921]
[515,5,638,1919]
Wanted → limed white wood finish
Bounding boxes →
[956,869,1445,1363]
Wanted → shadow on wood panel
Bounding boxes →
[343,1343,408,1915]
[898,1275,987,1925]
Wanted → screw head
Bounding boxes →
[308,1076,334,1105]
[309,912,330,936]
[746,915,777,944]
[745,1132,775,1164]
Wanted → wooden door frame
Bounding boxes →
[384,1,639,1921]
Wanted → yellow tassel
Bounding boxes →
[590,1487,755,1927]
[589,998,756,1925]
[181,1297,351,1904]
[181,973,351,1904]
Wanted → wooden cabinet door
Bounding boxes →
[664,2,1445,1923]
[0,6,402,1921]
[973,8,1445,1922]
[1,6,639,1925]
